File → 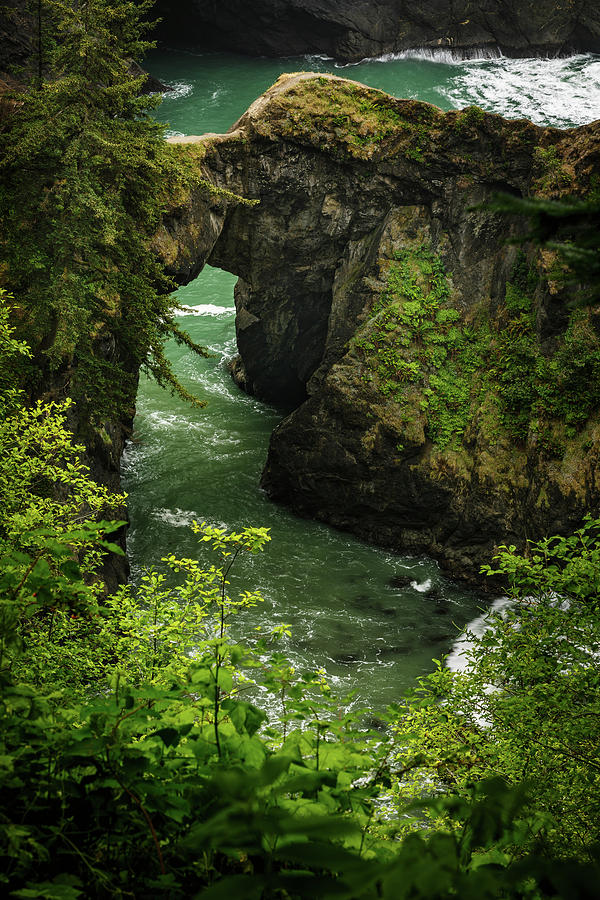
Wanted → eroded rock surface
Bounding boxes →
[156,73,600,580]
[154,0,600,62]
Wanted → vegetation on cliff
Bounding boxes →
[268,79,600,462]
[0,0,207,423]
[2,293,600,897]
[353,243,600,455]
[234,73,600,574]
[262,76,444,162]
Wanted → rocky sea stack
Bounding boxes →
[156,72,600,582]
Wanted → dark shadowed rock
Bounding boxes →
[388,574,414,589]
[154,0,600,63]
[128,60,172,95]
[334,652,361,664]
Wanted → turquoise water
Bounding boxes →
[123,49,599,709]
[150,49,599,135]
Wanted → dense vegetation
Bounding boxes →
[2,287,600,898]
[354,244,600,454]
[1,2,600,896]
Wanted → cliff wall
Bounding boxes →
[154,0,600,62]
[156,73,600,580]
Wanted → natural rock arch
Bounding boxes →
[154,73,600,580]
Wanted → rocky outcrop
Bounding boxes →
[156,73,600,581]
[154,0,600,62]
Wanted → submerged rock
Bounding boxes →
[334,652,361,665]
[388,574,414,590]
[157,72,600,582]
[153,0,600,63]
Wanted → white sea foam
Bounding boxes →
[303,54,334,63]
[397,46,504,63]
[335,45,504,68]
[335,50,598,128]
[446,596,513,673]
[142,406,242,445]
[440,54,600,127]
[411,578,432,593]
[121,440,146,474]
[152,507,198,528]
[144,411,186,430]
[222,336,238,356]
[164,81,193,100]
[175,303,234,317]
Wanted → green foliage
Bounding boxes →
[0,289,31,405]
[454,105,486,134]
[3,278,600,897]
[5,501,600,896]
[491,253,600,442]
[0,396,123,551]
[533,145,573,192]
[0,500,385,896]
[2,318,597,894]
[0,291,124,591]
[270,78,440,161]
[354,245,486,449]
[3,10,600,894]
[393,516,600,862]
[355,244,600,451]
[1,439,599,895]
[486,194,600,305]
[0,295,126,690]
[0,0,207,420]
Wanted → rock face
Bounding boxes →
[156,73,600,581]
[28,342,137,595]
[154,0,600,62]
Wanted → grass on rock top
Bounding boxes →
[262,76,446,160]
[255,74,559,168]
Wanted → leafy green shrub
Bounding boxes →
[393,516,600,863]
[3,293,600,895]
[4,508,600,897]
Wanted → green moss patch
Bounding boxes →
[353,246,600,454]
[263,76,443,160]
